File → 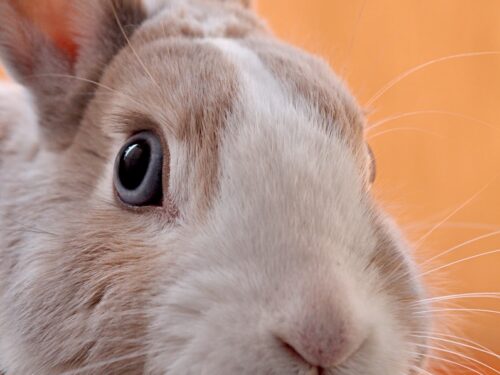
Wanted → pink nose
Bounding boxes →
[276,299,365,369]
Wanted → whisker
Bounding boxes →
[421,229,500,266]
[416,292,500,304]
[412,331,496,355]
[30,73,146,108]
[367,127,445,141]
[410,334,499,359]
[389,247,498,288]
[367,110,500,131]
[366,51,500,107]
[411,365,435,375]
[414,343,499,374]
[340,0,368,75]
[416,307,500,316]
[406,221,500,231]
[110,3,161,91]
[414,179,495,249]
[407,351,485,375]
[420,249,500,277]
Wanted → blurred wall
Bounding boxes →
[256,1,500,373]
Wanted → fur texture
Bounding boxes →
[0,0,429,374]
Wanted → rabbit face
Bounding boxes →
[0,1,429,374]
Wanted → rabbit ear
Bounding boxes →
[0,0,146,147]
[0,1,74,80]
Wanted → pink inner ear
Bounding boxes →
[15,0,78,61]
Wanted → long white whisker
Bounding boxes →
[110,3,161,91]
[416,292,500,304]
[411,366,435,375]
[414,180,494,249]
[411,334,499,359]
[367,110,500,131]
[407,351,485,375]
[414,343,499,374]
[30,73,146,108]
[366,51,500,107]
[412,331,496,355]
[341,0,368,75]
[420,249,500,277]
[407,221,500,231]
[422,229,500,266]
[416,307,500,316]
[367,127,445,140]
[391,247,498,287]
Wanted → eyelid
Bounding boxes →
[107,111,163,138]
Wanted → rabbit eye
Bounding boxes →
[114,131,163,207]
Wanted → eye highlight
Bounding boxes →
[114,131,163,207]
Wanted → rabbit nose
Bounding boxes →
[275,299,365,369]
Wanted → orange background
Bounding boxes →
[1,0,499,373]
[257,1,500,373]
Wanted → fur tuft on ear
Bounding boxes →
[0,0,146,147]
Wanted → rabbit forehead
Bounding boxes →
[198,40,376,282]
[97,30,367,218]
[208,37,365,138]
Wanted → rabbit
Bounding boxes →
[0,0,430,374]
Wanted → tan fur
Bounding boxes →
[244,38,369,171]
[246,39,365,143]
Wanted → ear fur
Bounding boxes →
[0,0,146,147]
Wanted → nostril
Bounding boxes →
[276,335,327,373]
[278,336,308,363]
[273,291,368,370]
[274,317,366,369]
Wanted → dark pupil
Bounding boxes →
[119,141,151,190]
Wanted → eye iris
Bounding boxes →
[114,130,164,207]
[119,141,151,190]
